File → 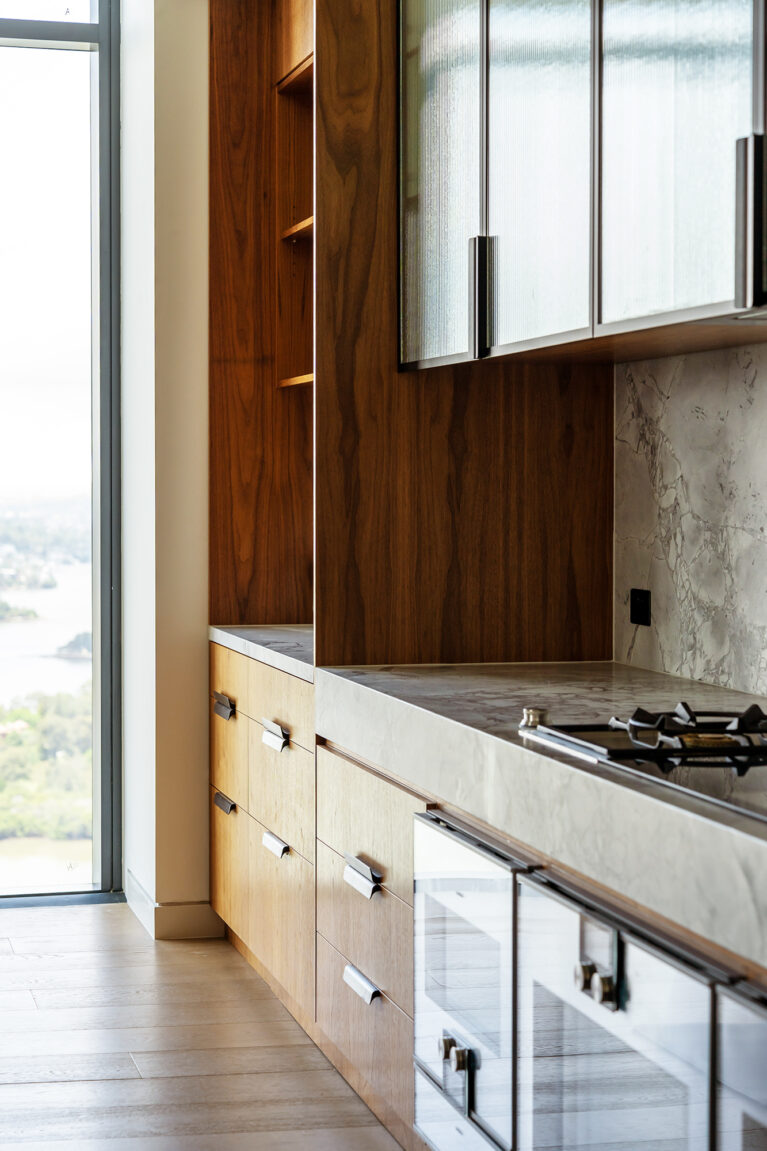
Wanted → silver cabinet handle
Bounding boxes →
[343,854,382,900]
[213,791,236,815]
[262,830,289,858]
[213,691,235,721]
[261,718,289,753]
[735,134,767,309]
[342,963,381,1005]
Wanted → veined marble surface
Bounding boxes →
[316,661,767,968]
[615,345,767,695]
[209,625,313,682]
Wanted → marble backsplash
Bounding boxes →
[614,344,767,696]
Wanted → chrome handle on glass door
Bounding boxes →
[574,914,621,1012]
[735,134,767,310]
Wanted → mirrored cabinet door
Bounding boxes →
[600,0,753,325]
[488,0,592,349]
[400,0,482,365]
[717,987,767,1149]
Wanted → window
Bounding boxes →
[0,3,119,895]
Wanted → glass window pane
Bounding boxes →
[718,993,767,1150]
[601,0,753,323]
[0,45,95,895]
[0,2,95,19]
[400,0,481,363]
[488,0,592,346]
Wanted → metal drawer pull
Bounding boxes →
[262,830,290,859]
[213,791,236,815]
[342,963,381,1005]
[213,691,235,721]
[261,718,289,753]
[343,854,383,900]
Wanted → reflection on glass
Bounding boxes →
[517,881,710,1149]
[0,46,94,895]
[400,0,481,363]
[601,0,753,322]
[717,992,767,1150]
[488,0,591,346]
[0,1,95,18]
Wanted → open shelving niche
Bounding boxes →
[276,55,314,391]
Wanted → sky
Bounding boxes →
[0,33,94,508]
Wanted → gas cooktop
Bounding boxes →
[520,702,767,824]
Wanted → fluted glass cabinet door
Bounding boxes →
[600,0,753,325]
[717,988,767,1149]
[488,0,592,348]
[400,0,482,365]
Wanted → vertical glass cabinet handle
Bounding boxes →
[735,134,767,309]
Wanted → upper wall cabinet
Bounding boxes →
[400,0,767,367]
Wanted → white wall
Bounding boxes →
[121,0,218,938]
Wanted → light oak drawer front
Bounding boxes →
[249,659,314,753]
[210,642,252,717]
[317,747,427,906]
[316,840,413,1015]
[209,786,249,945]
[249,722,315,864]
[317,933,414,1125]
[248,815,315,1017]
[210,696,249,811]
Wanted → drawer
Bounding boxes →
[317,933,414,1125]
[249,722,315,864]
[209,786,249,944]
[317,746,427,905]
[249,659,314,753]
[210,695,249,812]
[316,840,413,1015]
[248,815,315,1017]
[210,642,251,716]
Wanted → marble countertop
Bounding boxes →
[209,625,313,682]
[316,661,767,968]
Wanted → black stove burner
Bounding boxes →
[607,701,767,775]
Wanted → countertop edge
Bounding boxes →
[209,626,314,683]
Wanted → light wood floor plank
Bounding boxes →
[0,904,401,1148]
[0,1126,402,1150]
[0,1052,140,1086]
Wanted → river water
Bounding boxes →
[0,561,92,708]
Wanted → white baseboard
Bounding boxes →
[125,870,225,940]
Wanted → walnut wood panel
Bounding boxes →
[317,933,415,1127]
[276,0,313,83]
[210,787,250,945]
[209,0,312,625]
[248,658,315,753]
[317,840,413,1015]
[314,0,614,666]
[316,746,427,906]
[248,814,315,1018]
[249,721,315,863]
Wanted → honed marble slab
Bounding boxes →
[316,661,767,968]
[208,626,313,682]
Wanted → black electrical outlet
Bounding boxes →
[630,588,651,627]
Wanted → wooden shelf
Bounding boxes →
[281,216,314,242]
[277,55,313,96]
[278,373,313,389]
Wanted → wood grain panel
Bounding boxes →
[248,815,316,1019]
[209,0,313,625]
[276,0,313,82]
[317,934,414,1127]
[210,787,250,945]
[314,0,614,666]
[210,644,251,809]
[317,840,413,1015]
[248,658,315,753]
[249,721,315,863]
[316,747,427,906]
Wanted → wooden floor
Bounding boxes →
[0,901,402,1149]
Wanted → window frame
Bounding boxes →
[0,3,121,895]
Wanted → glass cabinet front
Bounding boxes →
[718,986,767,1149]
[600,0,753,325]
[400,0,482,365]
[516,876,713,1150]
[487,0,592,348]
